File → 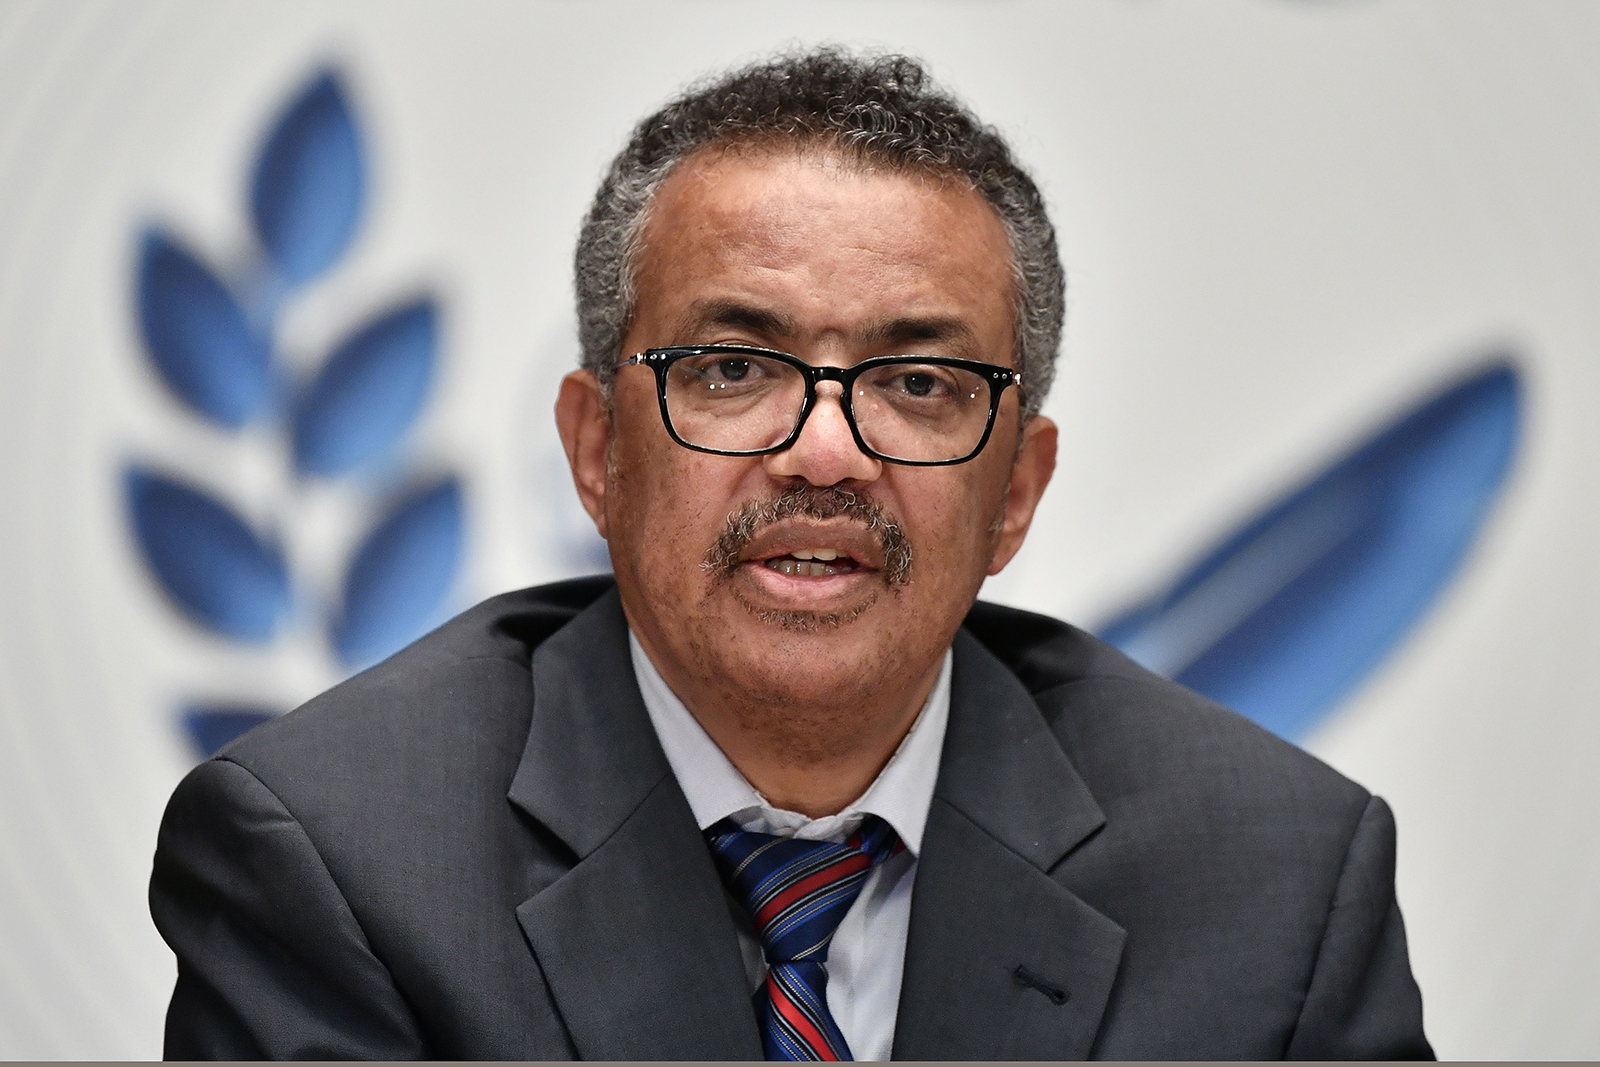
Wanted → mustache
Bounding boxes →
[702,484,913,586]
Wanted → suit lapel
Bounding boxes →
[894,630,1126,1061]
[507,590,761,1060]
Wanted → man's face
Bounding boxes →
[559,147,1055,753]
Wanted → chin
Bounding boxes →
[704,595,907,688]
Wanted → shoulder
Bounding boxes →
[208,575,617,819]
[961,600,1426,1057]
[962,597,1371,829]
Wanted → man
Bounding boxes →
[150,49,1431,1059]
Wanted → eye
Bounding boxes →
[679,354,772,384]
[879,367,957,400]
[855,361,989,422]
[669,351,792,398]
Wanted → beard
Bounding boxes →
[700,483,914,632]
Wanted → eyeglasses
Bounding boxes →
[617,345,1022,466]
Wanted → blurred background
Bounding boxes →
[1,0,1597,1057]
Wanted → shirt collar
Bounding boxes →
[628,630,951,857]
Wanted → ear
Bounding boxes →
[554,369,613,540]
[986,414,1058,576]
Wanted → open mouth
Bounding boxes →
[704,485,912,590]
[759,548,863,578]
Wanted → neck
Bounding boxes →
[639,635,945,819]
[721,684,936,819]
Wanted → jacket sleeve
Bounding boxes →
[1286,794,1434,1060]
[149,757,427,1059]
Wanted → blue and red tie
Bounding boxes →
[705,816,902,1061]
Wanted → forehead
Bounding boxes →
[630,146,1017,357]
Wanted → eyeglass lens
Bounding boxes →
[663,352,995,462]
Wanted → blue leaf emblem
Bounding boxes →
[136,228,271,427]
[132,64,466,763]
[332,476,464,667]
[292,300,437,476]
[251,70,365,285]
[124,466,291,642]
[183,704,278,757]
[1098,360,1522,741]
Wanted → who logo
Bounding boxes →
[124,69,463,759]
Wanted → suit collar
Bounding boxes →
[935,628,1107,867]
[507,588,762,1059]
[893,629,1126,1060]
[507,586,669,858]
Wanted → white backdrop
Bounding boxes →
[1,0,1597,1058]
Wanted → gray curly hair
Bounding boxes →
[574,47,1065,421]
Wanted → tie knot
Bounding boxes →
[706,815,901,964]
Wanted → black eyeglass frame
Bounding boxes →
[618,344,1024,467]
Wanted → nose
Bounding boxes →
[763,381,882,487]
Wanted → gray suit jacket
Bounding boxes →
[150,576,1431,1059]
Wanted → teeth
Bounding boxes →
[765,558,848,577]
[788,548,840,561]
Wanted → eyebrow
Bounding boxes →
[672,300,985,358]
[675,299,799,343]
[858,315,980,353]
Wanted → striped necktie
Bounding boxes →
[705,815,902,1061]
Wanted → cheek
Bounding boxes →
[890,470,1005,578]
[610,444,693,552]
[605,415,760,569]
[607,389,687,520]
